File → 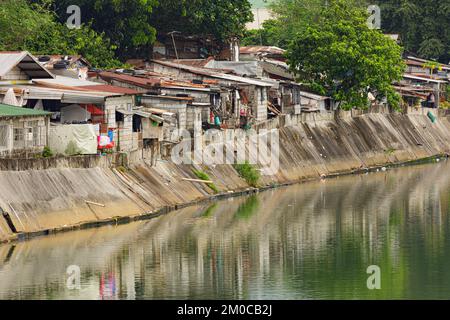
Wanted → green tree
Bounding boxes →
[51,0,158,59]
[287,0,405,110]
[0,0,66,53]
[242,0,369,48]
[65,25,122,69]
[241,19,282,46]
[150,0,253,42]
[376,0,450,63]
[0,0,121,68]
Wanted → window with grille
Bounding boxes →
[0,125,9,150]
[13,128,25,149]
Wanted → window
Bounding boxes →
[13,128,24,149]
[0,125,9,150]
[25,121,38,147]
[33,127,40,147]
[40,126,46,146]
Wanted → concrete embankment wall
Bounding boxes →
[1,112,449,242]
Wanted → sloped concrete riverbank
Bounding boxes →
[1,112,450,243]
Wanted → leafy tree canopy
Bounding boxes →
[287,0,405,110]
[150,0,254,41]
[24,0,253,60]
[242,0,367,48]
[50,0,158,59]
[0,0,121,68]
[375,0,450,63]
[243,0,449,63]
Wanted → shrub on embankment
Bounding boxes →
[234,162,260,188]
[193,169,219,193]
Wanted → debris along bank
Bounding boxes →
[0,111,449,243]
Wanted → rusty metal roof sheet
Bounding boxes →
[77,85,141,95]
[99,71,162,88]
[166,58,213,68]
[152,60,274,87]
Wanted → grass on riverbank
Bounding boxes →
[234,161,260,187]
[193,169,219,193]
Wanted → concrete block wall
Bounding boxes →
[104,95,135,131]
[253,87,268,122]
[118,115,133,152]
[186,107,204,130]
[142,98,188,130]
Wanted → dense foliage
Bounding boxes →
[0,0,253,64]
[50,0,159,59]
[150,0,253,42]
[50,0,252,59]
[375,0,450,63]
[0,0,121,68]
[243,0,449,64]
[286,0,405,109]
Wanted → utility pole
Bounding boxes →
[168,31,181,61]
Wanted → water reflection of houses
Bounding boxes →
[1,163,450,299]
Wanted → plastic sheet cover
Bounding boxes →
[49,124,97,155]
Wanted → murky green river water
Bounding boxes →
[1,161,450,300]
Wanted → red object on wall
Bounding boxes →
[86,104,104,116]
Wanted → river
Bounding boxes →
[1,160,450,300]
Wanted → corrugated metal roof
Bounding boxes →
[407,56,450,71]
[166,58,212,68]
[99,71,161,88]
[0,104,52,118]
[240,46,285,55]
[403,74,447,84]
[97,71,216,92]
[32,76,140,95]
[11,85,122,103]
[301,92,330,101]
[0,51,54,79]
[142,94,193,101]
[34,76,100,87]
[152,60,274,87]
[77,85,141,95]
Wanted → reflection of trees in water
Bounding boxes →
[1,162,450,299]
[129,162,450,299]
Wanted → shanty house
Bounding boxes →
[140,95,192,131]
[205,59,301,115]
[0,104,51,157]
[147,60,273,123]
[0,51,54,84]
[301,92,334,112]
[94,71,222,130]
[402,74,448,109]
[37,55,91,80]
